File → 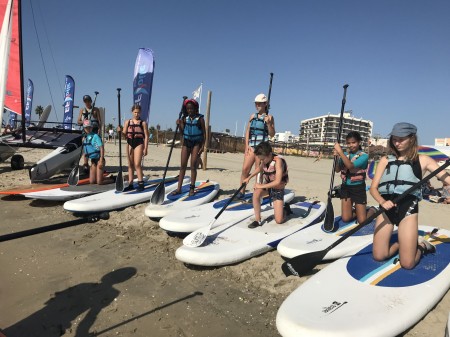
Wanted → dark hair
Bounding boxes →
[254,141,273,156]
[131,104,141,112]
[346,131,363,150]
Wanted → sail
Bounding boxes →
[133,48,155,123]
[0,0,21,127]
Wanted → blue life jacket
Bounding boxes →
[83,133,101,159]
[183,114,204,142]
[249,113,268,147]
[378,155,422,199]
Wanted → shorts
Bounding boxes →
[269,188,284,201]
[381,194,419,226]
[183,139,203,148]
[127,138,144,149]
[340,183,367,205]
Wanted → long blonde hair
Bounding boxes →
[388,134,419,161]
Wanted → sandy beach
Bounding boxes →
[0,143,449,337]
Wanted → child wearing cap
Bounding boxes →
[243,142,290,228]
[172,99,206,196]
[82,119,105,184]
[369,122,450,269]
[239,93,275,198]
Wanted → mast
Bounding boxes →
[18,0,25,142]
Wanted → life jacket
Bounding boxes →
[83,133,101,159]
[378,155,422,199]
[248,113,268,147]
[262,154,289,187]
[183,114,204,142]
[82,108,99,128]
[340,151,367,183]
[126,119,145,139]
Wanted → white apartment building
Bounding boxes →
[273,131,299,143]
[299,112,373,149]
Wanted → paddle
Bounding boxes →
[323,84,349,232]
[183,182,247,247]
[68,91,99,186]
[150,96,188,205]
[281,158,450,277]
[116,88,124,192]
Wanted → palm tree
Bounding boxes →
[35,105,44,118]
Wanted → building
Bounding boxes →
[299,112,373,149]
[435,138,450,147]
[273,131,299,143]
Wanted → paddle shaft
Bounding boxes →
[117,89,123,170]
[216,183,247,220]
[267,72,273,112]
[325,158,450,254]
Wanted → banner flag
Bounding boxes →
[133,48,155,123]
[62,75,75,130]
[192,83,202,100]
[23,79,33,127]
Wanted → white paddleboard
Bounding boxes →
[64,176,188,213]
[175,201,326,266]
[446,312,450,337]
[144,180,220,219]
[277,211,376,260]
[276,226,450,337]
[159,189,295,233]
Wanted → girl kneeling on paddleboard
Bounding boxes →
[333,131,375,224]
[82,120,105,185]
[243,142,290,228]
[370,122,450,269]
[120,104,149,192]
[172,99,206,197]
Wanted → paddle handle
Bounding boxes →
[117,88,122,164]
[326,158,450,253]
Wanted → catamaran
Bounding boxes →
[0,0,83,181]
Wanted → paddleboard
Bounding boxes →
[277,210,376,260]
[144,180,220,219]
[446,312,450,337]
[159,189,295,233]
[0,175,92,195]
[276,226,450,337]
[64,176,188,213]
[175,201,326,266]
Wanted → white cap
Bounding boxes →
[254,93,268,103]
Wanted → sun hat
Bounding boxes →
[389,122,417,137]
[83,119,92,128]
[254,93,268,103]
[83,95,92,102]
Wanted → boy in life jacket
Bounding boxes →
[77,95,102,173]
[370,122,450,269]
[172,99,206,196]
[119,104,149,192]
[243,142,290,228]
[82,119,105,184]
[239,94,275,199]
[333,131,374,224]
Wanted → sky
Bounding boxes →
[15,0,450,145]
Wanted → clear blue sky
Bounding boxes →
[20,0,450,145]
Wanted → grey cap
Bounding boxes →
[389,122,417,137]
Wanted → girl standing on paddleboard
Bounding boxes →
[239,94,275,199]
[333,131,375,224]
[120,104,149,192]
[172,99,206,197]
[370,122,450,269]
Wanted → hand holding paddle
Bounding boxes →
[323,84,349,232]
[151,96,187,205]
[281,158,450,277]
[116,88,124,192]
[68,91,99,186]
[183,182,246,247]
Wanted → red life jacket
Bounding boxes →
[340,151,366,182]
[126,119,144,139]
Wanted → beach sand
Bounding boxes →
[0,143,449,337]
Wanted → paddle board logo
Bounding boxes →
[284,263,299,277]
[306,238,322,245]
[322,300,347,315]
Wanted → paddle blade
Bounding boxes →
[281,250,328,277]
[150,182,165,205]
[322,198,335,232]
[182,221,214,248]
[67,166,80,186]
[116,171,124,192]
